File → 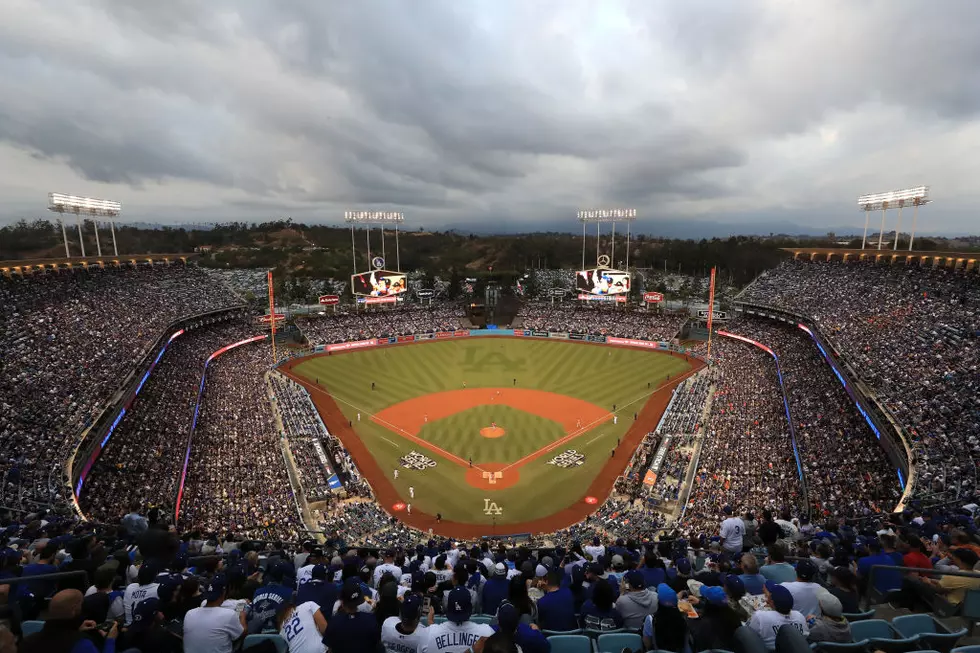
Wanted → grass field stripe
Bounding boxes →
[501,364,702,472]
[380,436,401,448]
[585,433,606,446]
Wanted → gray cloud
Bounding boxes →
[0,0,979,233]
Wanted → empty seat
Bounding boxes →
[597,632,642,653]
[243,634,288,653]
[548,634,593,653]
[892,614,967,652]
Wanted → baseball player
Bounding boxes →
[409,486,415,499]
[393,469,399,480]
[613,415,618,425]
[407,504,412,514]
[357,413,361,422]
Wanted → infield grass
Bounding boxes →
[291,338,690,528]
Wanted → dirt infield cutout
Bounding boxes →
[465,462,519,490]
[479,426,506,438]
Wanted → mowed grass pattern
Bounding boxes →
[292,338,691,525]
[417,406,565,464]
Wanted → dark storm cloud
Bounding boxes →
[0,0,979,232]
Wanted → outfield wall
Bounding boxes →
[305,328,701,360]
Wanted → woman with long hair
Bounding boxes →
[506,575,537,624]
[374,578,401,626]
[579,579,624,631]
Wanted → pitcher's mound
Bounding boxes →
[480,426,506,438]
[465,462,519,490]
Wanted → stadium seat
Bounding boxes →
[243,634,288,653]
[952,647,980,653]
[434,615,447,624]
[471,615,492,624]
[585,627,624,640]
[20,621,45,637]
[597,632,642,653]
[547,634,593,653]
[842,608,876,621]
[809,641,871,653]
[542,628,584,637]
[849,619,919,653]
[892,614,967,652]
[960,589,980,632]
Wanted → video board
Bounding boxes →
[576,268,630,295]
[351,270,407,297]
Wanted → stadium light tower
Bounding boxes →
[47,193,122,258]
[857,187,930,251]
[577,208,638,270]
[344,211,406,273]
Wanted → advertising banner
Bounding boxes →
[470,329,514,336]
[588,335,607,343]
[436,331,453,338]
[643,292,664,303]
[577,293,627,303]
[650,436,671,473]
[417,333,434,340]
[416,289,435,298]
[397,335,415,343]
[357,296,398,305]
[531,331,549,338]
[312,440,331,471]
[454,330,469,337]
[569,333,586,341]
[607,337,659,349]
[387,336,398,344]
[549,288,567,297]
[549,332,569,340]
[643,469,658,486]
[258,313,286,323]
[313,345,326,353]
[326,338,378,352]
[318,295,340,305]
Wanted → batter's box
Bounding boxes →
[482,471,503,484]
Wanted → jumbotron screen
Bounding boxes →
[576,268,630,295]
[351,270,408,297]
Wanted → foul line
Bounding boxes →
[380,436,401,449]
[501,365,702,473]
[585,433,606,446]
[302,383,485,473]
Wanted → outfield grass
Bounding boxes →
[292,338,691,528]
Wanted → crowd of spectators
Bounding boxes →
[179,344,300,542]
[80,320,257,524]
[269,374,337,503]
[517,302,685,341]
[0,265,240,512]
[738,259,980,502]
[296,305,465,344]
[725,316,902,520]
[686,336,804,534]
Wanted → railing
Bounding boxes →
[865,563,980,611]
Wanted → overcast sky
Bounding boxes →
[1,0,979,234]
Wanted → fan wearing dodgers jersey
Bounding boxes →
[277,596,328,653]
[719,506,745,555]
[381,593,435,653]
[374,549,404,587]
[420,586,493,653]
[297,548,324,586]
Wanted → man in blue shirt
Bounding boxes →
[297,564,338,615]
[739,553,767,595]
[322,578,379,653]
[18,543,59,601]
[493,602,550,653]
[481,563,510,617]
[250,562,295,633]
[536,569,576,632]
[857,541,902,594]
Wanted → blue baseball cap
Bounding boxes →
[342,578,364,605]
[675,558,691,574]
[657,583,678,607]
[400,594,422,620]
[312,564,327,580]
[203,574,227,601]
[624,569,645,590]
[724,574,745,599]
[765,581,794,613]
[130,598,161,631]
[446,586,472,623]
[702,586,727,605]
[496,602,520,632]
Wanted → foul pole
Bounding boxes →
[706,267,717,359]
[268,271,277,363]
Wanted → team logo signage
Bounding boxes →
[483,499,503,515]
[318,295,340,305]
[371,256,386,269]
[643,292,664,303]
[696,309,729,321]
[416,289,435,298]
[547,450,586,468]
[549,288,567,297]
[399,451,437,470]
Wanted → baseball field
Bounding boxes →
[280,337,701,538]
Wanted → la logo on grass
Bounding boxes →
[483,499,503,516]
[461,348,525,373]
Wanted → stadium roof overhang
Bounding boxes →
[781,248,978,269]
[0,253,199,276]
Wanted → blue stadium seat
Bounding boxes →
[597,632,642,652]
[543,628,584,637]
[547,634,593,653]
[243,634,288,653]
[809,641,871,653]
[471,615,492,625]
[585,627,624,640]
[892,614,967,652]
[20,621,45,637]
[842,609,876,621]
[952,647,980,653]
[849,619,919,653]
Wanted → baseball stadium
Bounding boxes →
[3,3,980,647]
